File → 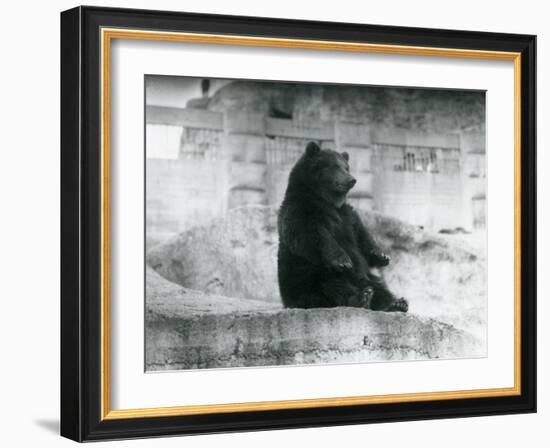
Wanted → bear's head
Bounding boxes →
[286,141,356,208]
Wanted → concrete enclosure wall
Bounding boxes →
[145,103,485,244]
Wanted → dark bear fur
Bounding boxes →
[277,142,408,312]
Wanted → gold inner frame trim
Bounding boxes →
[100,27,522,421]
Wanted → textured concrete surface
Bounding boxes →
[146,267,483,371]
[147,206,280,303]
[207,81,485,134]
[146,266,279,316]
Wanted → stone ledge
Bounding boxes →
[145,268,483,371]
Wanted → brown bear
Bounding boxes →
[277,141,408,312]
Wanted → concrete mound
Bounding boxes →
[147,205,486,341]
[146,268,483,371]
[147,205,280,303]
[146,206,486,370]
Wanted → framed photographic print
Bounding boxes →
[60,6,536,442]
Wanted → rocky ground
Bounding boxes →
[146,205,487,370]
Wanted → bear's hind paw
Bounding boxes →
[386,298,409,313]
[363,286,374,309]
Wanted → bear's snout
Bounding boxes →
[334,177,356,192]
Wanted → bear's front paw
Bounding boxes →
[369,251,390,267]
[386,298,408,313]
[327,252,353,272]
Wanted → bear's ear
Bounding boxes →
[305,142,321,157]
[341,151,349,161]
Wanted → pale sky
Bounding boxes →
[145,75,230,108]
[145,76,232,159]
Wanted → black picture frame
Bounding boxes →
[61,5,536,442]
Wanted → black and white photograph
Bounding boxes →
[144,75,488,371]
[0,0,543,444]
